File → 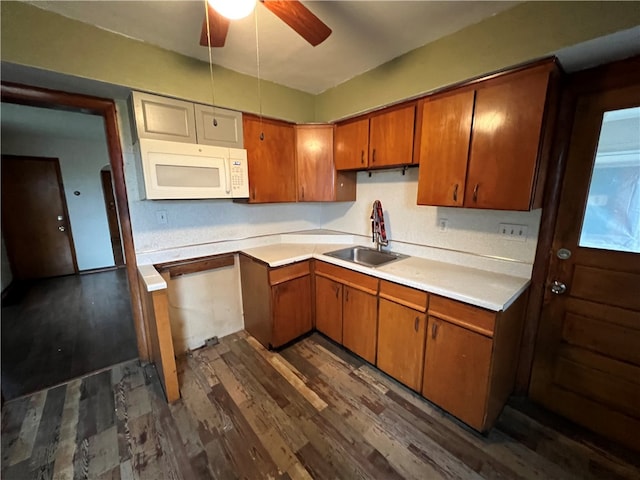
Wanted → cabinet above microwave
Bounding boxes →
[129,91,244,148]
[138,138,249,200]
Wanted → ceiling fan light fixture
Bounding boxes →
[208,0,256,20]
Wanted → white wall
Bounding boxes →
[1,108,115,271]
[321,169,541,264]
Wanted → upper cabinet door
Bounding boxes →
[369,104,416,168]
[130,91,197,144]
[194,104,244,148]
[295,125,335,201]
[243,115,296,203]
[416,90,475,207]
[465,67,552,210]
[335,118,369,170]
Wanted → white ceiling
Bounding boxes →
[25,1,521,94]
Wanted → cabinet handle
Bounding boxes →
[432,322,438,339]
[335,286,339,299]
[361,150,365,164]
[372,148,376,163]
[414,317,419,332]
[301,186,305,200]
[453,184,458,202]
[473,183,479,202]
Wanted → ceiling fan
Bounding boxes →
[199,0,332,48]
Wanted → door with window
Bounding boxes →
[529,80,640,450]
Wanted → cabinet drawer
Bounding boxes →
[314,261,378,294]
[269,261,310,286]
[379,280,428,312]
[429,295,495,337]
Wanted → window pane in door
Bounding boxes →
[579,107,640,253]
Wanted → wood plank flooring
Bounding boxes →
[1,269,138,400]
[2,331,639,479]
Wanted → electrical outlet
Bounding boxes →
[499,223,528,241]
[437,218,449,232]
[156,210,168,225]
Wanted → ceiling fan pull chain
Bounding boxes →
[203,0,218,127]
[254,5,264,140]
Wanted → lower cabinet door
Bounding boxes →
[342,286,378,363]
[315,275,343,343]
[377,299,426,391]
[271,275,312,348]
[422,317,492,430]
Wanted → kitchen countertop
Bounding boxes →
[241,243,530,312]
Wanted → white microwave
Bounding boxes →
[138,138,249,200]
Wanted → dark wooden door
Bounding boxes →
[243,115,296,203]
[100,168,124,266]
[377,298,426,391]
[416,90,474,207]
[369,104,415,168]
[334,118,369,170]
[529,82,640,450]
[1,155,77,279]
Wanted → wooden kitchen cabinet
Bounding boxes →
[342,286,378,364]
[422,293,527,431]
[242,114,296,203]
[314,261,379,363]
[315,274,343,342]
[295,125,356,202]
[335,103,416,171]
[416,60,559,211]
[377,281,429,391]
[335,117,369,170]
[368,104,416,168]
[239,254,312,349]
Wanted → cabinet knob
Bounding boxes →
[453,184,458,202]
[473,183,479,202]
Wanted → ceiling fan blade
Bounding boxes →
[261,0,331,47]
[199,3,230,47]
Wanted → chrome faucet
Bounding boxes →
[371,200,388,251]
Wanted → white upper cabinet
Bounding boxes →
[129,91,243,148]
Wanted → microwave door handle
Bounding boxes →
[224,158,231,194]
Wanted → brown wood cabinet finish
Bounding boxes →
[342,286,378,364]
[369,104,416,168]
[416,60,558,211]
[416,90,475,207]
[315,275,343,343]
[295,125,356,202]
[334,117,369,170]
[242,115,296,203]
[240,254,312,349]
[377,298,427,391]
[423,317,493,430]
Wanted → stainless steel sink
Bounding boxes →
[324,246,407,268]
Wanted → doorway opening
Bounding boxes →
[1,83,146,400]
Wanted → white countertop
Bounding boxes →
[241,243,530,312]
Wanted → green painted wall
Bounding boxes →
[315,1,640,122]
[0,1,315,122]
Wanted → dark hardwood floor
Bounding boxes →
[2,331,638,479]
[1,269,138,400]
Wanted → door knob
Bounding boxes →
[550,280,567,295]
[58,226,66,232]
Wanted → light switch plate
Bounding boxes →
[438,218,449,232]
